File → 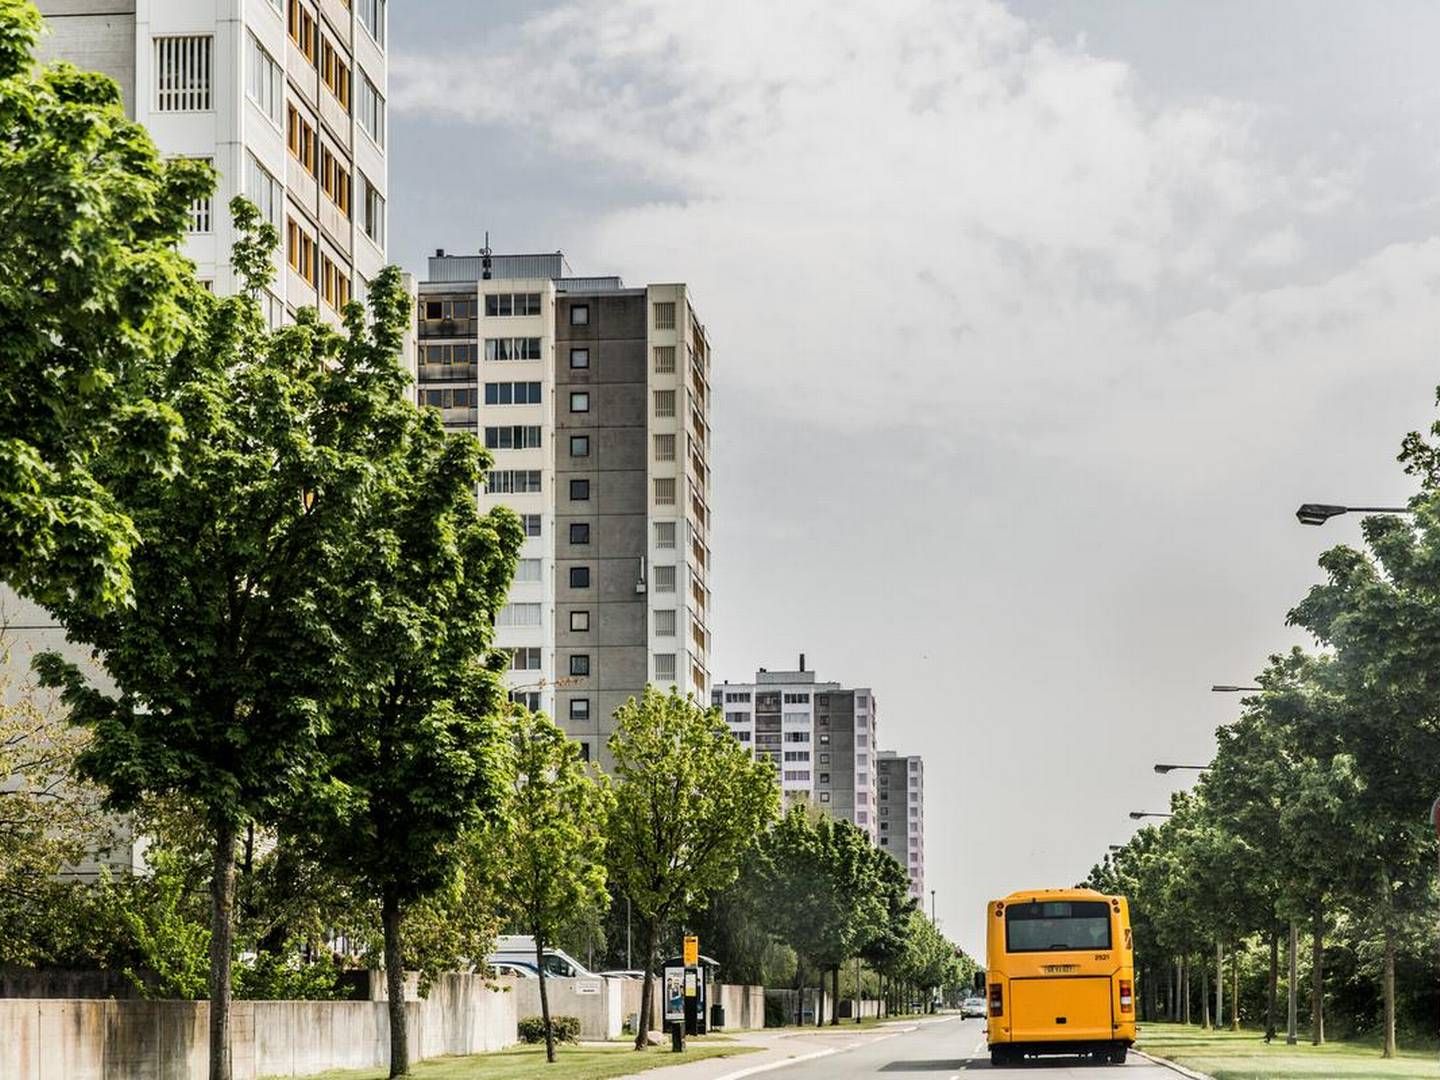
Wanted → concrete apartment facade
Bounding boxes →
[34,0,389,321]
[713,662,880,844]
[417,252,714,764]
[877,751,926,902]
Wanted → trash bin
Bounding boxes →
[710,1003,726,1030]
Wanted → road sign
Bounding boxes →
[683,935,699,966]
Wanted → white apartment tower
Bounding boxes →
[35,0,388,319]
[417,252,714,765]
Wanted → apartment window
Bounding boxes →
[654,653,677,681]
[570,436,590,457]
[361,175,385,246]
[511,690,541,711]
[484,426,542,450]
[735,731,752,742]
[653,478,676,505]
[653,565,676,592]
[819,772,831,784]
[486,293,542,316]
[513,559,542,583]
[485,470,542,494]
[358,0,385,46]
[155,35,212,111]
[321,146,351,217]
[569,523,590,545]
[569,567,590,589]
[724,711,747,724]
[783,770,811,783]
[819,792,831,802]
[510,646,542,670]
[496,602,541,628]
[653,434,676,461]
[783,751,810,763]
[783,693,811,704]
[569,479,590,501]
[570,392,590,413]
[521,514,542,537]
[320,37,351,110]
[819,753,830,764]
[485,337,542,361]
[570,654,590,677]
[784,731,811,743]
[655,522,677,549]
[653,390,676,418]
[358,74,385,147]
[653,302,676,329]
[287,218,316,285]
[578,740,591,761]
[421,388,477,409]
[857,811,868,825]
[182,157,213,233]
[653,345,676,373]
[569,698,590,721]
[483,381,542,406]
[570,304,589,326]
[246,34,280,122]
[287,106,317,176]
[570,611,590,632]
[320,253,351,310]
[819,733,830,744]
[288,1,317,65]
[245,153,280,226]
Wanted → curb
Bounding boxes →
[1133,1048,1216,1080]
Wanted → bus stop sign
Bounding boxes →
[683,935,699,966]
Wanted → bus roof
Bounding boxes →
[991,887,1120,905]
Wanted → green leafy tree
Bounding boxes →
[1,0,206,609]
[605,686,780,1049]
[494,708,612,1063]
[35,202,419,1080]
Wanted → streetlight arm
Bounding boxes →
[1296,503,1413,526]
[1154,763,1211,774]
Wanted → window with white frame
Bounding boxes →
[246,34,280,122]
[186,158,213,233]
[654,609,676,636]
[510,646,541,670]
[654,653,676,681]
[653,566,676,592]
[653,434,676,461]
[496,602,541,627]
[521,514,542,537]
[653,390,676,418]
[245,153,280,226]
[484,426,542,450]
[654,522,677,549]
[358,0,385,46]
[485,470,542,494]
[155,35,213,111]
[653,345,676,373]
[654,478,676,505]
[653,302,676,329]
[361,174,385,247]
[358,74,385,147]
[513,559,542,583]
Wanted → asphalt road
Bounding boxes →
[767,1017,1181,1078]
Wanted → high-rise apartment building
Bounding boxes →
[417,251,714,764]
[35,0,388,320]
[876,751,926,902]
[712,661,880,844]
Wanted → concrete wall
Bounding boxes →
[508,976,622,1041]
[714,984,765,1031]
[0,975,517,1080]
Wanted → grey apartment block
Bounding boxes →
[877,751,926,901]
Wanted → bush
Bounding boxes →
[517,1015,582,1044]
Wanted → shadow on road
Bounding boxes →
[878,1063,968,1072]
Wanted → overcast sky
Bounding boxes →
[391,1,1440,956]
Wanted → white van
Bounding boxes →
[486,935,600,980]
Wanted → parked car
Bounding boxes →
[597,969,647,980]
[486,935,602,980]
[961,996,986,1019]
[491,961,539,978]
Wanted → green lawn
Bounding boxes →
[272,1040,759,1080]
[1139,1021,1440,1079]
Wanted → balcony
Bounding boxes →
[419,317,476,339]
[418,363,478,383]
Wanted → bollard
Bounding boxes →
[671,1023,685,1053]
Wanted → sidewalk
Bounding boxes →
[617,1019,935,1080]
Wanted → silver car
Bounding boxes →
[961,996,986,1019]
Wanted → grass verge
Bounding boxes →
[1138,1021,1440,1079]
[272,1040,760,1080]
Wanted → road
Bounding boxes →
[765,1017,1181,1078]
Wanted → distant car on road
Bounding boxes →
[961,996,986,1019]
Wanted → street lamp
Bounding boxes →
[1129,811,1173,820]
[1211,685,1262,693]
[1154,763,1210,774]
[1295,503,1412,526]
[1108,844,1125,852]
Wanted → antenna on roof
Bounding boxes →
[481,231,492,280]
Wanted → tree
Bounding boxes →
[292,384,522,1077]
[35,203,420,1080]
[1,0,206,610]
[494,708,612,1063]
[605,686,779,1049]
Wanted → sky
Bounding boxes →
[390,0,1440,957]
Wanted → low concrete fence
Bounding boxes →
[764,987,831,1026]
[0,974,518,1080]
[508,976,624,1041]
[714,984,765,1030]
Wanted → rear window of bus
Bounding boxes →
[1005,900,1112,952]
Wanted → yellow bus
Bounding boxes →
[984,888,1135,1067]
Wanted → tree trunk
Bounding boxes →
[382,886,408,1078]
[1183,955,1191,1025]
[1311,903,1324,1045]
[208,819,238,1080]
[1266,929,1278,1041]
[1214,940,1224,1030]
[1201,962,1211,1029]
[634,919,660,1050]
[1296,921,1307,1048]
[1382,924,1397,1058]
[831,965,840,1025]
[535,932,556,1063]
[1230,944,1240,1031]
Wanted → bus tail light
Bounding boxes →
[989,983,1003,1016]
[1119,979,1133,1014]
